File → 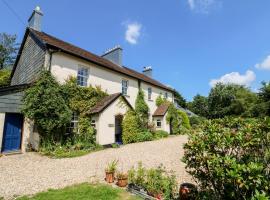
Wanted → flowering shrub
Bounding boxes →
[183,117,270,199]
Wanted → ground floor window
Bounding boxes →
[91,119,96,128]
[156,119,162,128]
[66,113,79,134]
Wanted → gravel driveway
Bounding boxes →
[0,135,193,199]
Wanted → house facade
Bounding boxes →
[0,7,174,153]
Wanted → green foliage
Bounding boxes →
[22,71,72,136]
[166,104,191,134]
[105,160,118,173]
[0,33,18,69]
[183,117,270,200]
[135,89,149,128]
[76,117,96,146]
[153,130,169,139]
[188,94,209,118]
[253,81,270,117]
[173,89,187,108]
[189,115,205,127]
[0,69,11,87]
[156,95,167,107]
[17,183,140,200]
[128,162,177,199]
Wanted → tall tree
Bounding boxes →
[173,89,187,108]
[188,94,209,118]
[0,33,18,69]
[253,81,270,117]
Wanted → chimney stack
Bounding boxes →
[101,45,123,66]
[142,66,153,78]
[28,6,43,31]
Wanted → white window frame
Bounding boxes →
[66,113,79,134]
[77,66,89,87]
[122,79,128,96]
[148,87,152,100]
[156,119,162,128]
[165,92,168,99]
[91,119,96,129]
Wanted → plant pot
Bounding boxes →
[105,171,115,183]
[179,183,197,200]
[117,178,128,187]
[147,191,163,200]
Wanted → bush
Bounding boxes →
[183,117,270,200]
[136,131,154,142]
[0,69,10,87]
[178,110,191,129]
[189,115,205,127]
[153,130,169,139]
[135,90,149,128]
[122,111,143,144]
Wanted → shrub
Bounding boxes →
[153,130,169,139]
[136,131,154,142]
[178,110,191,129]
[189,115,205,127]
[156,95,166,107]
[183,117,270,200]
[0,69,10,87]
[122,111,143,144]
[135,90,149,128]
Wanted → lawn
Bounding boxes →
[17,183,141,200]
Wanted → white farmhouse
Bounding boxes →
[0,7,174,153]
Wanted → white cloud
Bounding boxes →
[255,55,270,70]
[209,70,256,87]
[125,22,142,45]
[187,0,221,13]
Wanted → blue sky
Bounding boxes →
[1,0,270,100]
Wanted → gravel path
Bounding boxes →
[0,135,193,199]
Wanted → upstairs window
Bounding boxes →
[66,113,79,134]
[148,87,152,100]
[122,80,128,95]
[165,92,168,99]
[156,119,162,128]
[77,67,89,86]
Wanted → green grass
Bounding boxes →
[17,183,141,200]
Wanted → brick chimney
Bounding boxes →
[28,6,43,31]
[101,45,123,66]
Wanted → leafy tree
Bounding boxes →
[0,33,18,69]
[254,81,270,117]
[208,83,257,118]
[0,69,11,87]
[188,94,209,118]
[22,71,72,137]
[135,89,149,128]
[173,89,187,108]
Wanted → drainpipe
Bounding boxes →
[48,49,60,72]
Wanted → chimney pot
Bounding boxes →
[142,66,153,78]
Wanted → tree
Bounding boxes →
[0,33,18,69]
[135,89,149,128]
[253,81,270,117]
[208,83,257,118]
[188,94,209,118]
[173,89,187,108]
[0,69,11,87]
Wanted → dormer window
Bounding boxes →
[77,67,89,86]
[122,80,128,95]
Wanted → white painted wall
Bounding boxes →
[153,113,170,133]
[141,82,173,120]
[21,119,39,152]
[51,52,139,107]
[0,113,5,152]
[96,97,130,145]
[50,52,173,117]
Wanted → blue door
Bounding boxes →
[1,113,23,153]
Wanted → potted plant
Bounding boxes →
[105,160,118,183]
[116,171,128,187]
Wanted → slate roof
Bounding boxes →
[28,28,173,92]
[153,103,170,117]
[89,93,132,114]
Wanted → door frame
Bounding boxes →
[1,113,24,153]
[114,114,123,144]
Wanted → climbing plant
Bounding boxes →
[135,89,149,128]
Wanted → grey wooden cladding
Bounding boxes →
[11,33,46,85]
[0,92,24,113]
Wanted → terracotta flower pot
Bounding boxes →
[105,171,115,183]
[179,183,197,200]
[147,191,163,200]
[117,178,128,187]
